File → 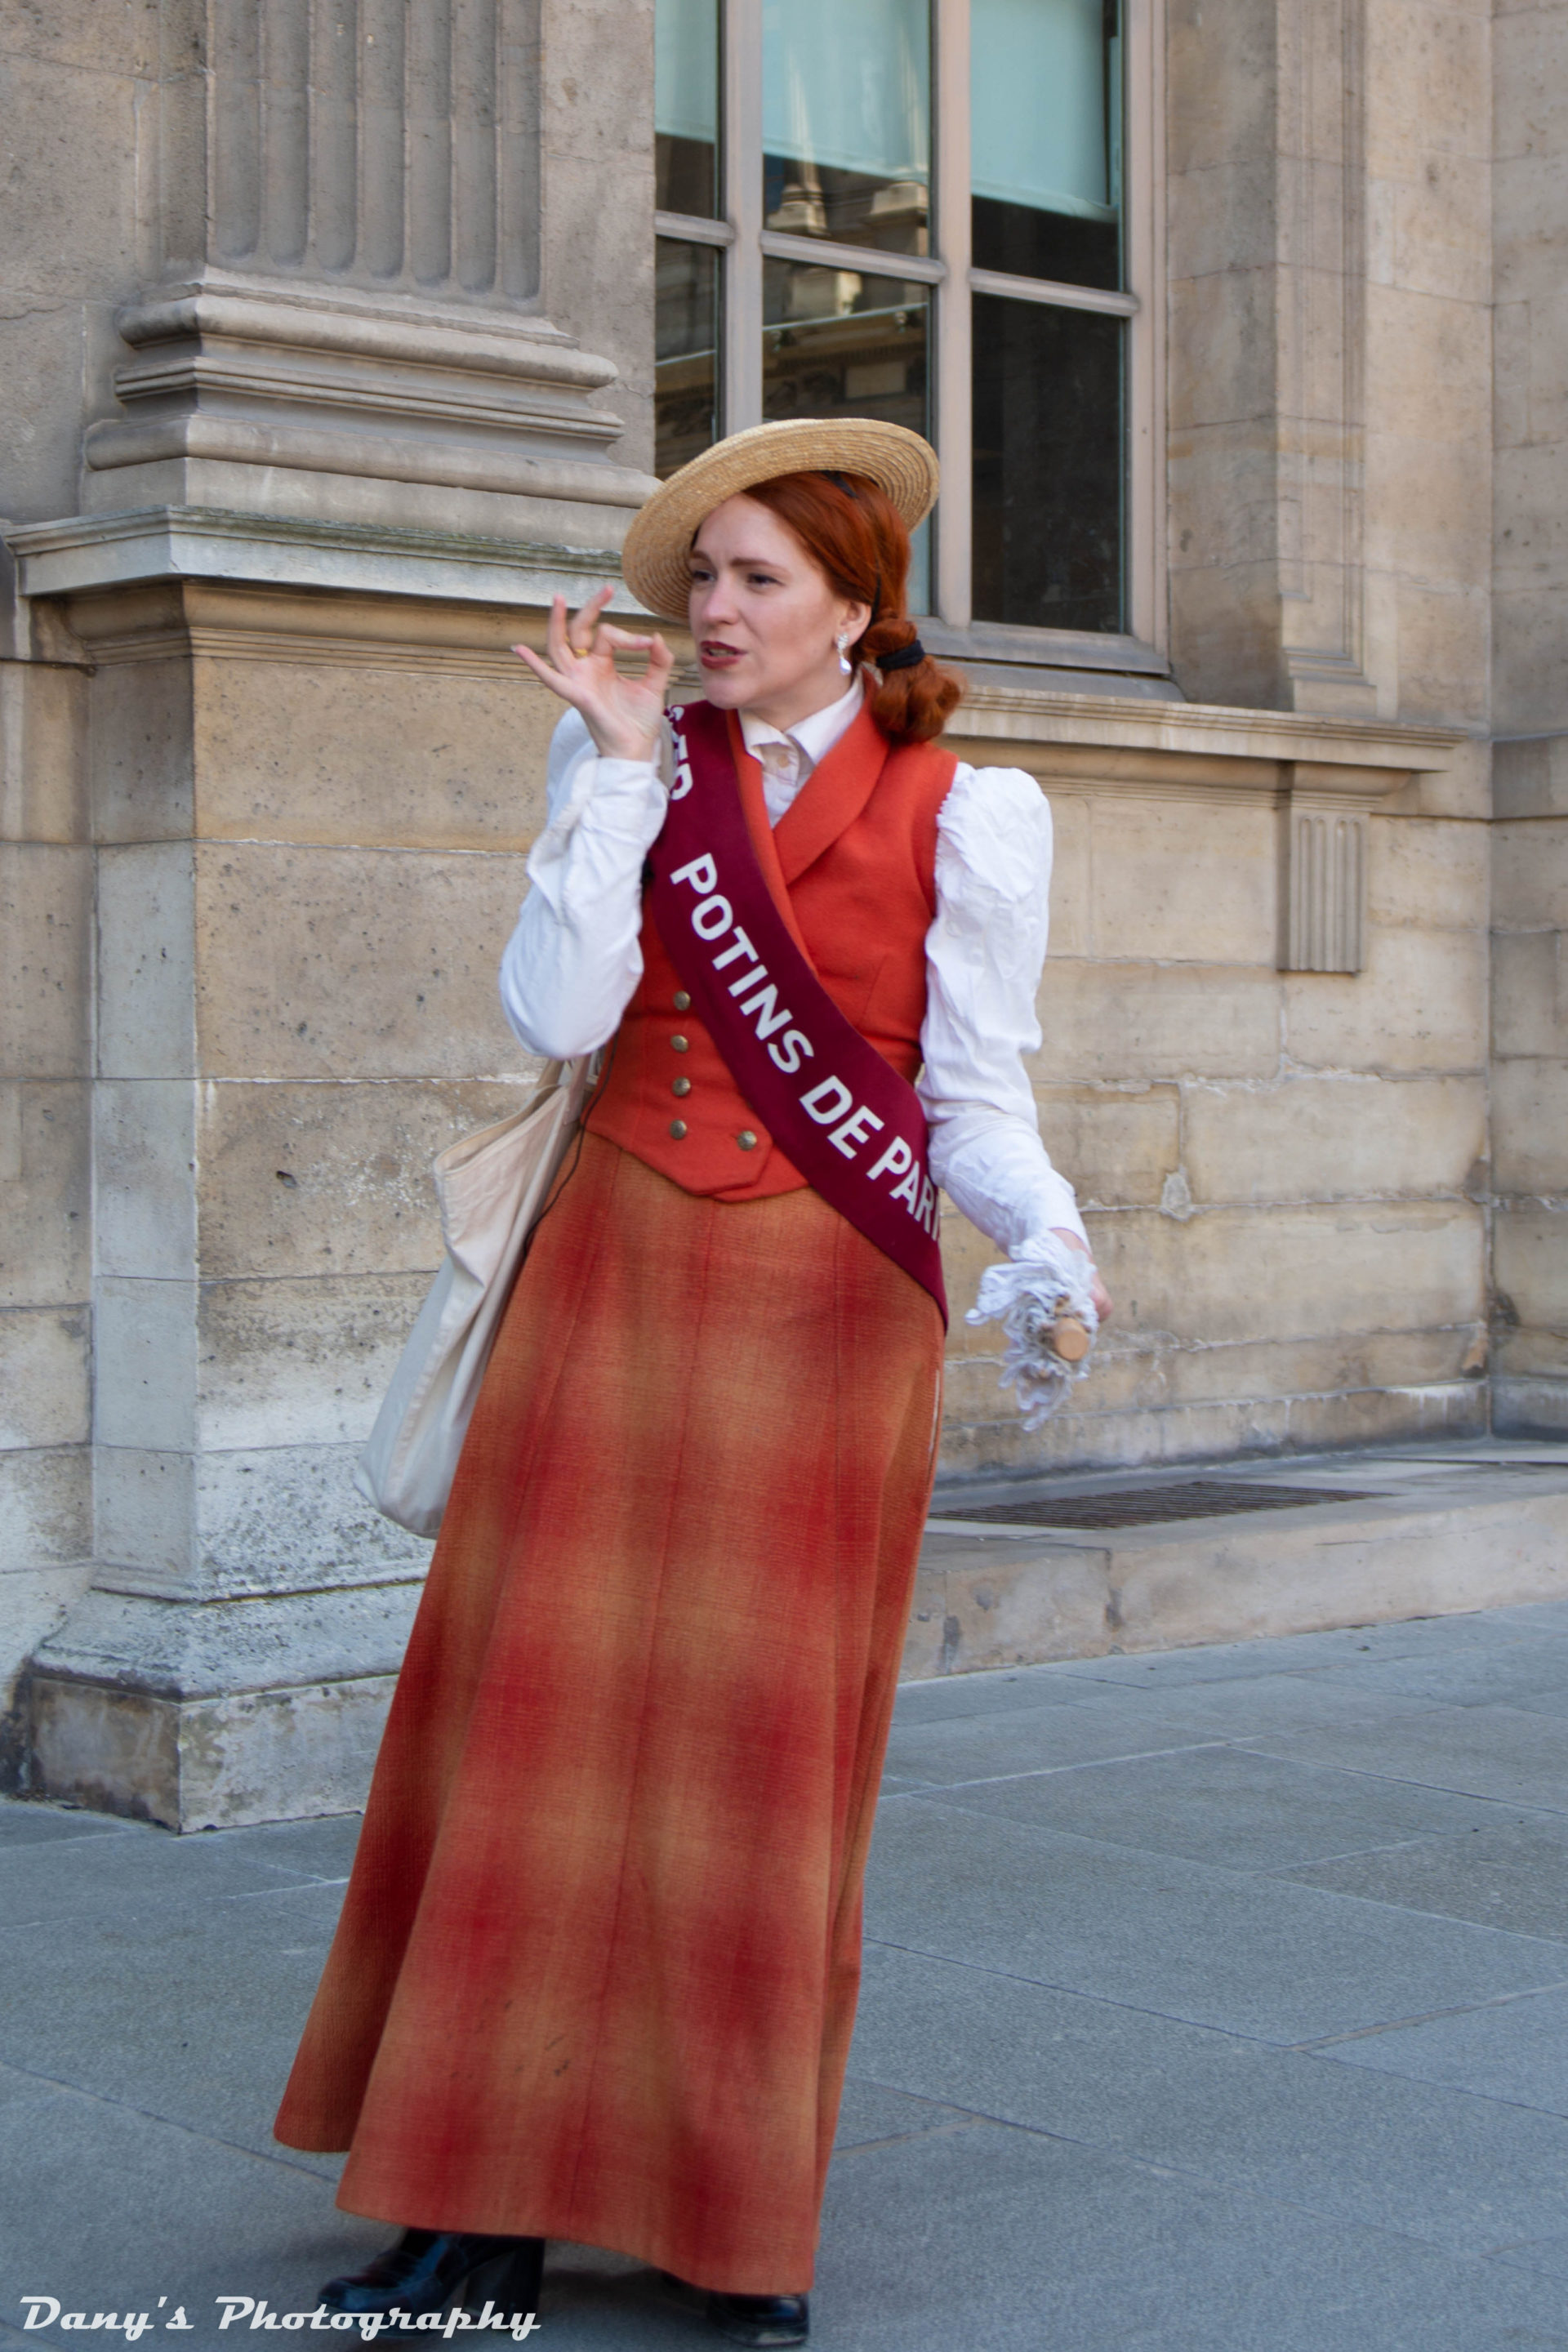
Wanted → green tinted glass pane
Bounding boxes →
[971,0,1122,289]
[761,0,930,258]
[972,295,1122,630]
[656,238,719,478]
[657,0,719,217]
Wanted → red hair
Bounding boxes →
[742,470,964,746]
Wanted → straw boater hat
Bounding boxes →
[621,417,940,622]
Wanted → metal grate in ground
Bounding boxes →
[946,1478,1383,1530]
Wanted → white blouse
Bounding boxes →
[498,683,1089,1255]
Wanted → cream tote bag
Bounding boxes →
[354,1056,594,1538]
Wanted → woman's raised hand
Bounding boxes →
[513,587,675,764]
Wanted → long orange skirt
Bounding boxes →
[274,1133,944,2293]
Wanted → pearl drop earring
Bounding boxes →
[835,630,853,676]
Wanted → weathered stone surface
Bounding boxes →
[0,1446,91,1572]
[1084,797,1279,965]
[1492,1059,1568,1193]
[1493,932,1565,1058]
[1183,1075,1486,1203]
[194,1273,435,1452]
[0,1081,90,1310]
[194,1076,538,1281]
[1368,816,1490,929]
[1495,1209,1568,1329]
[1032,1087,1181,1209]
[1032,964,1283,1084]
[0,844,91,1080]
[96,844,195,1080]
[189,843,530,1081]
[192,656,560,851]
[0,658,87,844]
[0,1305,90,1450]
[1285,927,1489,1071]
[1494,823,1568,930]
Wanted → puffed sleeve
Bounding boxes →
[498,707,670,1058]
[917,762,1091,1254]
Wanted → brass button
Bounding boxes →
[673,990,691,1011]
[672,1076,692,1097]
[737,1129,758,1152]
[670,1119,688,1139]
[670,1034,689,1053]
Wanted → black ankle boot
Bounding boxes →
[320,2230,545,2319]
[706,2289,810,2347]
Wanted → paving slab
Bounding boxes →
[920,1739,1508,1872]
[846,1944,1568,2256]
[13,1592,1568,2349]
[866,1797,1568,2042]
[1315,1980,1568,2118]
[1236,1702,1568,1814]
[1276,1813,1568,1940]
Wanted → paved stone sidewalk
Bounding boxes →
[7,1597,1568,2350]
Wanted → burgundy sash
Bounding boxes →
[648,701,947,1325]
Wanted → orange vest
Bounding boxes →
[586,702,957,1201]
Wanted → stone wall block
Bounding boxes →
[1494,1207,1568,1328]
[0,309,93,524]
[1167,267,1277,431]
[93,1446,195,1588]
[1361,430,1494,582]
[1492,930,1565,1058]
[0,844,92,1079]
[0,1081,91,1309]
[1382,155,1492,305]
[195,1076,535,1281]
[1167,158,1278,280]
[96,842,196,1080]
[94,1278,198,1452]
[1365,287,1493,447]
[1493,737,1568,821]
[1087,797,1278,964]
[0,51,139,308]
[1365,0,1492,174]
[0,1307,91,1451]
[189,844,529,1081]
[0,659,88,845]
[1090,1200,1483,1348]
[90,654,195,846]
[1031,964,1283,1084]
[1493,822,1568,929]
[1032,1086,1181,1209]
[1368,815,1490,928]
[1165,0,1276,172]
[185,1443,430,1597]
[1389,579,1492,728]
[0,1448,91,1575]
[1492,1059,1568,1194]
[193,657,559,850]
[194,1272,437,1451]
[93,1080,198,1282]
[1183,1073,1487,1203]
[1284,925,1488,1071]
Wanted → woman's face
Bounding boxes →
[688,493,871,728]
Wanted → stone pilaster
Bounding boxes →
[1,0,657,1828]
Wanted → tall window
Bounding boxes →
[654,0,1160,653]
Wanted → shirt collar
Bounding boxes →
[738,673,866,773]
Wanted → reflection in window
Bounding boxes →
[761,0,929,258]
[656,238,720,478]
[972,296,1123,633]
[657,0,720,218]
[971,0,1121,291]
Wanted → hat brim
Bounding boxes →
[621,419,939,622]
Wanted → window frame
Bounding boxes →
[653,0,1166,668]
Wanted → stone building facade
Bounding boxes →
[0,0,1562,1825]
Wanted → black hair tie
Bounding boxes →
[877,639,926,673]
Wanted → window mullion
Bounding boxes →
[932,0,971,628]
[721,0,764,431]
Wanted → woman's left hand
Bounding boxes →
[1051,1227,1112,1323]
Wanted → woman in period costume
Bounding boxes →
[273,418,1110,2348]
